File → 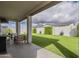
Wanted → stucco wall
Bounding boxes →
[36,27,45,34]
[53,24,77,36]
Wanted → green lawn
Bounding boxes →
[32,33,79,58]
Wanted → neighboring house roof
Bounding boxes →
[33,23,44,28]
[32,21,79,28]
[32,23,52,28]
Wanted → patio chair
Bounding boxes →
[14,35,24,44]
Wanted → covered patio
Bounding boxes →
[2,44,62,58]
[0,1,61,58]
[0,1,60,43]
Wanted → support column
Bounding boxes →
[16,20,20,36]
[27,16,32,44]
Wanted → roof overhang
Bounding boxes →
[0,1,61,21]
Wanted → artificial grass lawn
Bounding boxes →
[32,33,79,58]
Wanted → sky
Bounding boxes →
[32,1,79,26]
[6,1,79,32]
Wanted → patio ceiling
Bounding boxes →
[0,1,60,21]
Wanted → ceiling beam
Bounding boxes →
[20,1,61,21]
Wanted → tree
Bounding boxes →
[32,28,36,33]
[44,26,52,35]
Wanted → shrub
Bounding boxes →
[44,26,52,35]
[60,32,64,36]
[32,28,36,33]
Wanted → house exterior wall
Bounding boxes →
[35,23,77,36]
[53,24,77,36]
[36,27,45,34]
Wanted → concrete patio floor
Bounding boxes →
[0,44,63,58]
